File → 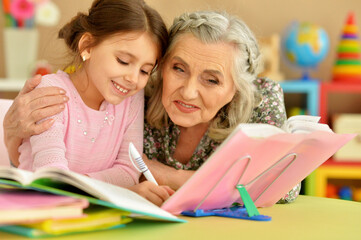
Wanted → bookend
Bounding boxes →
[181,153,298,221]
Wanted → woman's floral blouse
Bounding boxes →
[144,78,300,203]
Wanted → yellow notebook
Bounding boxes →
[23,206,132,235]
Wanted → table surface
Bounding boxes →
[1,195,360,240]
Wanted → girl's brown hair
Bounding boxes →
[58,0,168,68]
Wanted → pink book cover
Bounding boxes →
[161,130,355,215]
[0,190,88,210]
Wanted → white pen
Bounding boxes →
[128,142,158,185]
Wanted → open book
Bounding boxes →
[239,115,332,137]
[0,167,184,222]
[161,115,355,215]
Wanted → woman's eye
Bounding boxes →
[117,58,129,65]
[207,79,219,85]
[173,65,184,73]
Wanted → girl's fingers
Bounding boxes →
[162,186,175,196]
[149,184,171,202]
[145,194,163,207]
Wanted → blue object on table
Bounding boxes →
[181,206,271,221]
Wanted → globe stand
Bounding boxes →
[301,71,311,81]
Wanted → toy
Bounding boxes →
[326,184,339,199]
[338,186,353,200]
[332,12,361,83]
[31,60,52,76]
[353,188,361,202]
[259,34,285,82]
[282,21,329,80]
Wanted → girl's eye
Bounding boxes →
[117,58,129,65]
[140,70,150,75]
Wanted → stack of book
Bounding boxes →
[0,167,184,238]
[0,189,132,237]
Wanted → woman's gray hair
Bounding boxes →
[146,11,262,141]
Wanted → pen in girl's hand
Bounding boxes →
[129,142,158,185]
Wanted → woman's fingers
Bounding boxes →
[30,103,65,123]
[31,119,56,135]
[4,82,68,138]
[26,87,68,109]
[19,75,42,94]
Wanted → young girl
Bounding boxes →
[17,0,172,206]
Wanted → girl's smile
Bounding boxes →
[73,31,158,110]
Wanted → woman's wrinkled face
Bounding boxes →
[161,34,236,128]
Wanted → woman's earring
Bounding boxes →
[82,55,87,62]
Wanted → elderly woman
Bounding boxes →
[3,11,299,204]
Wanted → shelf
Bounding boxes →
[280,80,319,116]
[280,80,320,196]
[0,78,25,92]
[313,81,361,199]
[323,157,361,167]
[315,165,361,197]
[319,82,361,124]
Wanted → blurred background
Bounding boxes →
[1,0,361,201]
[1,0,361,81]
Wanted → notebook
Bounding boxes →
[0,189,88,224]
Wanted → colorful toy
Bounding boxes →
[282,21,329,80]
[31,60,52,76]
[353,188,361,202]
[326,184,339,199]
[338,186,353,200]
[259,34,285,82]
[332,12,361,83]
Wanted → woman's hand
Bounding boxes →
[3,75,68,166]
[142,154,195,190]
[127,181,174,206]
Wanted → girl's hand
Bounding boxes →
[4,75,68,166]
[142,154,195,191]
[128,181,174,206]
[141,154,171,186]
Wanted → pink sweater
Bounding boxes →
[18,71,143,187]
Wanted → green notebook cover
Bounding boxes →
[0,167,185,223]
[0,223,125,238]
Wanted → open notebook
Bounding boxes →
[0,167,184,222]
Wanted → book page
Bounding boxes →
[285,120,333,134]
[236,124,285,138]
[32,168,180,221]
[0,167,34,185]
[286,115,321,123]
[281,115,333,133]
